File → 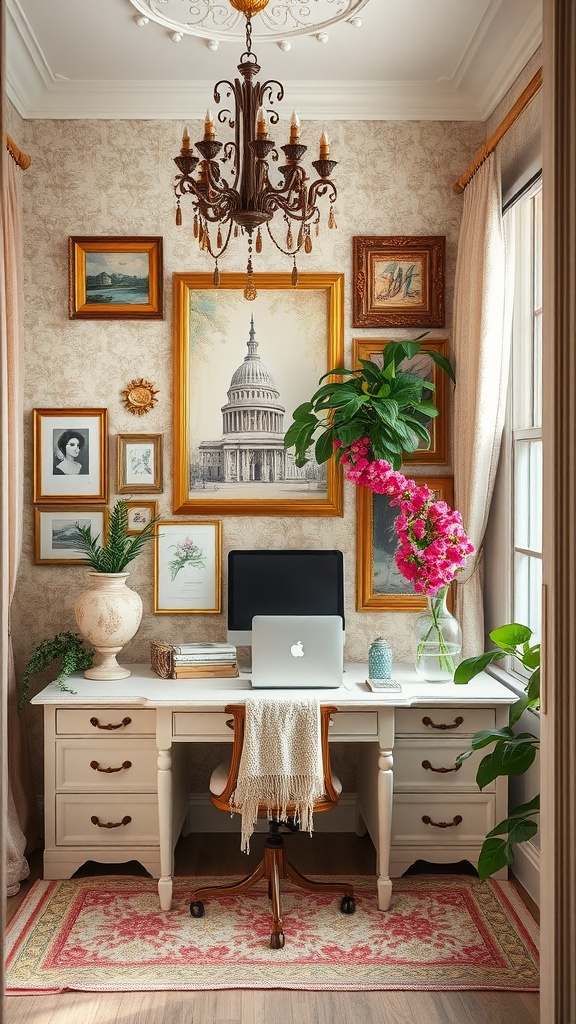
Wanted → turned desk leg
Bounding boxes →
[376,746,393,911]
[157,746,173,911]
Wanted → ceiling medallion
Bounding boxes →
[129,0,369,42]
[172,0,338,298]
[122,378,159,415]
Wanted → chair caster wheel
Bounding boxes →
[270,930,285,949]
[190,900,205,918]
[340,895,356,914]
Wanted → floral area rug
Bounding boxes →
[5,874,539,993]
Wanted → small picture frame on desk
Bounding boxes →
[154,520,221,614]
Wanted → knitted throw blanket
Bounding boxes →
[230,696,324,853]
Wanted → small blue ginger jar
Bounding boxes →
[368,637,393,680]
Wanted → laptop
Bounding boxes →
[250,615,344,689]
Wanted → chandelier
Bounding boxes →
[172,0,337,300]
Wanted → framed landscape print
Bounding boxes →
[356,476,454,611]
[172,272,344,516]
[68,236,163,319]
[124,500,159,535]
[116,434,163,494]
[33,408,108,504]
[353,338,449,464]
[34,506,108,565]
[352,236,445,328]
[154,520,221,613]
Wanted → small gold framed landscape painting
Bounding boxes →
[353,236,445,328]
[68,236,163,319]
[116,434,163,494]
[124,500,159,536]
[34,506,108,565]
[154,520,221,614]
[33,408,108,504]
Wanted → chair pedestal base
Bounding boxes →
[189,830,355,949]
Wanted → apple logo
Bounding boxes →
[290,640,304,658]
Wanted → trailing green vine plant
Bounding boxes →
[454,622,540,880]
[18,631,94,712]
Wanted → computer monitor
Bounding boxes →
[227,549,345,646]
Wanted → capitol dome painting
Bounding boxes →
[190,317,324,492]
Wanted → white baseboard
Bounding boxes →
[511,839,540,906]
[185,793,358,834]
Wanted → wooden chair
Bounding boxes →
[189,703,356,949]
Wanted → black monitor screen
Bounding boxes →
[227,549,344,632]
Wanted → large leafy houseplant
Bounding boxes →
[72,498,159,572]
[284,336,455,470]
[454,622,540,880]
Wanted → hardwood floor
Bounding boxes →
[4,837,540,1024]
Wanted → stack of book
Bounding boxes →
[169,642,239,679]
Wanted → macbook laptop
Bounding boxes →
[250,614,344,689]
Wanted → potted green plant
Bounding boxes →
[72,498,160,681]
[284,336,455,470]
[454,623,540,880]
[18,631,95,712]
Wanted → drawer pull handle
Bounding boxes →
[421,715,464,731]
[90,814,132,829]
[421,760,462,774]
[422,814,463,829]
[90,760,132,774]
[89,716,132,731]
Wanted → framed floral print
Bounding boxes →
[154,520,221,613]
[353,236,445,328]
[33,408,108,504]
[34,506,108,565]
[116,434,163,494]
[356,476,454,611]
[123,500,159,535]
[68,236,163,320]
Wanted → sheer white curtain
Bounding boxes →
[453,153,514,657]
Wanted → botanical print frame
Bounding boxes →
[356,476,454,611]
[154,520,221,614]
[33,408,108,504]
[124,500,159,535]
[34,506,108,565]
[352,236,445,328]
[68,236,163,320]
[116,434,163,494]
[172,272,344,516]
[353,338,449,464]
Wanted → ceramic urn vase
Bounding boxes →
[74,572,143,680]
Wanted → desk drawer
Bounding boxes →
[55,739,157,791]
[393,739,493,792]
[395,707,495,737]
[55,793,159,845]
[173,712,232,739]
[391,792,495,845]
[56,708,155,737]
[329,712,379,738]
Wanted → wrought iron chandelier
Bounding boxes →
[172,0,337,300]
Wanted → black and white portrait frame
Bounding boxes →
[33,408,108,504]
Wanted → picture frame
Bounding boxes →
[154,520,221,614]
[123,500,159,535]
[68,236,163,320]
[356,476,454,611]
[353,338,449,464]
[116,434,163,494]
[352,236,445,328]
[33,408,108,504]
[34,506,109,565]
[172,272,344,517]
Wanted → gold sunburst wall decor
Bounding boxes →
[121,378,159,415]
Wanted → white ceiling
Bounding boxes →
[7,0,542,121]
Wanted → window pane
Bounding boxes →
[514,437,542,551]
[514,552,542,642]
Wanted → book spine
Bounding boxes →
[172,665,239,679]
[171,654,237,664]
[170,645,236,655]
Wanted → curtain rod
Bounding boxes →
[453,67,542,195]
[6,135,31,170]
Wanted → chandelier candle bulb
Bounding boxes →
[290,111,300,142]
[204,110,215,140]
[256,107,268,139]
[319,131,330,159]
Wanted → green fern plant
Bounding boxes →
[18,631,94,712]
[73,498,159,572]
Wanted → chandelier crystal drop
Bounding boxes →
[172,0,337,300]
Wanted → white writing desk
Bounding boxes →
[32,663,515,912]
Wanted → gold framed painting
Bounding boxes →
[33,408,108,504]
[352,236,445,328]
[172,272,344,516]
[123,500,159,535]
[68,236,163,319]
[34,506,109,565]
[353,338,449,464]
[154,520,221,613]
[116,434,163,494]
[356,475,454,611]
